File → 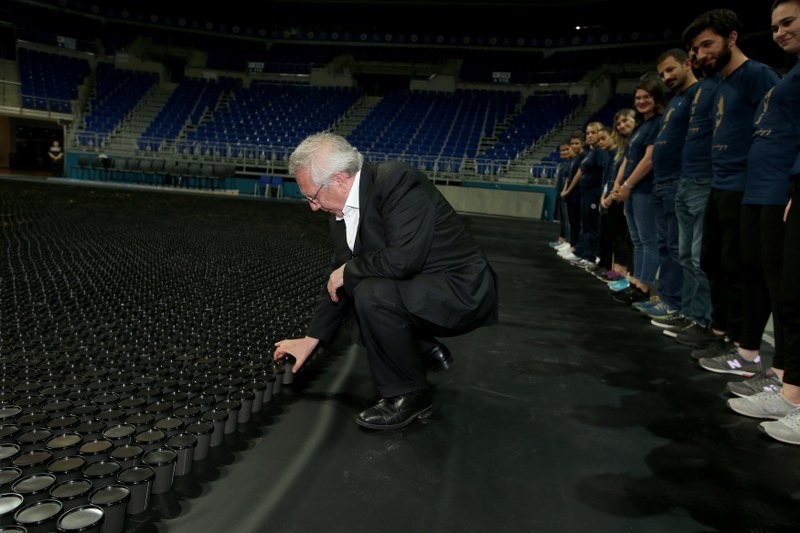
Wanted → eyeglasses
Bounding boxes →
[304,182,324,204]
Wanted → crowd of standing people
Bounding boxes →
[549,3,800,446]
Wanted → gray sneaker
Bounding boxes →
[650,314,689,330]
[698,348,764,376]
[760,411,800,445]
[726,370,782,398]
[727,392,800,419]
[691,338,735,360]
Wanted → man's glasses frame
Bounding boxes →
[304,182,324,204]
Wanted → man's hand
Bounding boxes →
[327,264,345,302]
[273,336,319,373]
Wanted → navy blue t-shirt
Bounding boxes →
[622,115,659,194]
[555,159,571,193]
[579,145,609,189]
[745,59,800,205]
[711,59,780,191]
[682,75,719,181]
[653,82,699,183]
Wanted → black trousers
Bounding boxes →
[781,181,800,385]
[700,188,744,342]
[599,200,632,270]
[352,277,480,398]
[740,204,784,355]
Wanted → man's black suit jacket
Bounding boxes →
[308,161,498,343]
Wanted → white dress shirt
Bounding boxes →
[337,170,361,252]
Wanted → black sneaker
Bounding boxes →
[690,337,735,360]
[675,323,722,348]
[662,319,696,338]
[611,286,648,305]
[650,314,689,329]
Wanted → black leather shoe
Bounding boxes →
[355,388,433,430]
[425,342,453,371]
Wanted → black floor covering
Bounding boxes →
[1,178,798,532]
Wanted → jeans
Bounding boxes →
[653,181,682,309]
[624,191,658,285]
[675,178,712,324]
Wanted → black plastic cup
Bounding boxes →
[199,410,227,447]
[16,428,52,453]
[108,445,143,471]
[171,406,200,426]
[45,433,83,460]
[46,455,87,482]
[12,449,52,475]
[88,484,129,533]
[82,461,120,491]
[13,498,62,532]
[49,478,94,512]
[123,413,153,434]
[141,448,176,495]
[0,492,24,526]
[249,380,266,414]
[153,417,183,438]
[55,503,105,533]
[100,425,136,449]
[77,439,112,465]
[0,444,19,468]
[231,390,254,424]
[215,400,240,435]
[185,421,212,461]
[0,425,20,445]
[11,472,57,504]
[0,406,22,425]
[46,415,80,436]
[132,430,166,455]
[164,434,196,477]
[74,421,107,442]
[0,467,22,493]
[116,466,154,515]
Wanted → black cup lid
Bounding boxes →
[89,484,130,506]
[0,492,24,515]
[0,424,20,440]
[56,503,104,530]
[17,427,53,444]
[12,449,52,468]
[165,433,197,450]
[12,472,56,494]
[47,455,86,474]
[0,405,22,421]
[185,420,213,435]
[110,444,144,460]
[142,448,176,467]
[14,498,62,524]
[102,423,136,439]
[50,478,93,499]
[0,443,20,460]
[134,429,166,445]
[78,438,112,455]
[117,465,154,485]
[154,417,183,431]
[0,466,22,487]
[83,460,120,478]
[46,432,83,450]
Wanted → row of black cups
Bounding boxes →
[0,356,296,531]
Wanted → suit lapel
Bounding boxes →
[352,165,376,257]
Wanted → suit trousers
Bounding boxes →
[352,277,469,398]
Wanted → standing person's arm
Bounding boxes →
[614,145,653,202]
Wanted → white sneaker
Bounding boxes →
[555,241,571,251]
[560,251,578,261]
[760,411,800,445]
[727,391,800,419]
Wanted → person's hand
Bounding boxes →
[327,264,345,302]
[614,185,630,202]
[560,190,568,198]
[785,198,792,223]
[273,336,319,373]
[600,196,611,209]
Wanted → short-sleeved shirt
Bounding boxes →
[566,151,586,201]
[653,82,699,183]
[622,114,660,194]
[682,75,719,181]
[579,146,610,189]
[744,59,800,205]
[711,59,781,191]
